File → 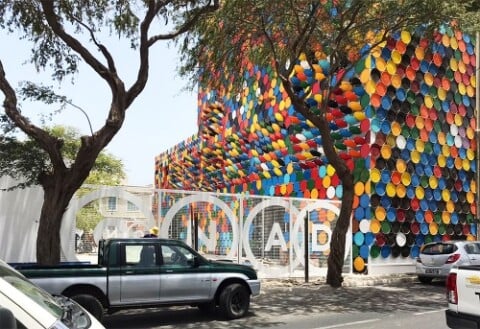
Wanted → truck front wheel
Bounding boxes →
[71,294,104,322]
[219,283,250,319]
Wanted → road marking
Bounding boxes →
[313,318,381,329]
[414,309,446,316]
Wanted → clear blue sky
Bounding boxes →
[1,31,199,186]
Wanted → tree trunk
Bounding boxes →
[297,100,355,288]
[279,74,356,287]
[326,170,354,287]
[36,174,80,265]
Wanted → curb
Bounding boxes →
[262,273,419,288]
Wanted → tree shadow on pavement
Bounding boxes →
[103,281,446,329]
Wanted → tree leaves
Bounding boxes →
[177,0,478,94]
[0,125,125,190]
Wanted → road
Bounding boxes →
[103,279,448,329]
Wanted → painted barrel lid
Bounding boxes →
[371,219,381,233]
[370,245,381,258]
[381,221,391,234]
[365,232,375,246]
[410,245,420,258]
[381,245,391,258]
[359,219,371,233]
[354,231,365,246]
[359,245,370,259]
[353,257,366,272]
[395,232,407,247]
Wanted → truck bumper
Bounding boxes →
[248,279,261,296]
[446,309,480,329]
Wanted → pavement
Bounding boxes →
[104,273,445,329]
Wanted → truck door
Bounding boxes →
[159,243,212,303]
[117,243,161,304]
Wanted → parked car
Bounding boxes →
[416,240,480,283]
[0,259,104,329]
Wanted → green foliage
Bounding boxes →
[0,0,219,265]
[462,2,480,34]
[176,0,479,286]
[47,125,126,185]
[0,0,137,81]
[0,125,125,190]
[76,201,103,232]
[0,136,48,189]
[177,0,477,94]
[0,0,218,82]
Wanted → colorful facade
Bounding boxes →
[155,26,477,273]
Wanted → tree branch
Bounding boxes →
[126,0,220,107]
[0,61,66,170]
[68,14,117,74]
[125,0,159,107]
[146,0,220,46]
[40,1,117,92]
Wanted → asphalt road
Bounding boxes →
[103,279,448,329]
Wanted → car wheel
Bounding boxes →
[71,294,104,322]
[418,276,433,284]
[197,301,216,314]
[219,283,250,319]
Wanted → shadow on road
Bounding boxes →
[103,280,447,329]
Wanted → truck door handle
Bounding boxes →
[166,269,173,273]
[125,270,134,274]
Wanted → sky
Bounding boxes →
[1,30,199,187]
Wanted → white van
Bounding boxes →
[0,259,104,329]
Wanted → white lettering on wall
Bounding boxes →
[311,224,332,252]
[265,222,288,252]
[198,220,217,252]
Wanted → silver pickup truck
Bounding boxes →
[14,238,261,322]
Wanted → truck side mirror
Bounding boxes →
[188,256,201,268]
[0,307,17,329]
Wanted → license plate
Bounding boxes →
[425,268,440,274]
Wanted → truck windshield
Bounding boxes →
[0,261,64,319]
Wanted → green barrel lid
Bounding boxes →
[410,126,420,139]
[370,245,381,258]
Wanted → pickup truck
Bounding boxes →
[14,238,261,322]
[446,266,480,328]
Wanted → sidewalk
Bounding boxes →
[262,273,418,288]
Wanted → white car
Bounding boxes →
[416,241,480,283]
[0,259,105,329]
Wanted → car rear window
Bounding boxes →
[421,243,456,255]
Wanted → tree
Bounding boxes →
[177,0,477,287]
[462,2,480,33]
[46,125,125,185]
[47,125,125,232]
[0,0,219,265]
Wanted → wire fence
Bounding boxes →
[155,189,350,278]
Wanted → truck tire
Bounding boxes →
[418,276,433,284]
[219,283,250,319]
[71,294,104,322]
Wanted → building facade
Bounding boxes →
[155,26,477,273]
